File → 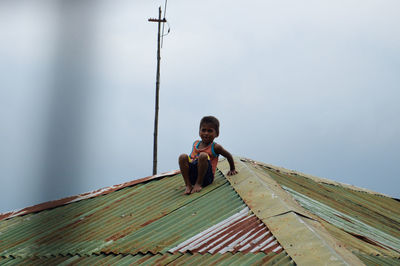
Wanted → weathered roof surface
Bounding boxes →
[169,207,282,254]
[0,168,291,265]
[219,159,365,265]
[230,158,400,265]
[0,170,180,221]
[0,251,293,265]
[1,156,400,265]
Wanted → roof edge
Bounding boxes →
[0,170,180,221]
[240,157,391,198]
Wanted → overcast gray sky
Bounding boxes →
[1,0,399,213]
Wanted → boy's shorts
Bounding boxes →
[189,159,214,187]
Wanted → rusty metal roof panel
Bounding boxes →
[0,168,290,265]
[282,185,400,253]
[0,256,70,265]
[219,158,365,265]
[354,251,400,266]
[0,170,180,221]
[0,252,294,265]
[168,207,282,254]
[256,162,400,236]
[248,159,400,260]
[100,185,277,255]
[101,183,248,254]
[170,251,293,265]
[0,170,235,257]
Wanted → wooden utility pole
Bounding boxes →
[149,7,167,175]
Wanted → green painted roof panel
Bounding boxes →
[0,170,247,257]
[0,251,293,265]
[0,167,293,265]
[354,251,400,266]
[259,165,400,239]
[102,181,247,254]
[250,160,400,261]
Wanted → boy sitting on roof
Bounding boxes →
[179,116,237,194]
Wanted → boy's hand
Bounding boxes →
[227,170,238,176]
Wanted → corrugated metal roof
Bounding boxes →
[240,158,400,262]
[0,168,293,265]
[169,207,282,254]
[219,158,365,265]
[99,178,250,255]
[353,251,400,266]
[0,251,293,265]
[282,185,400,253]
[169,251,293,265]
[0,170,180,221]
[6,155,399,264]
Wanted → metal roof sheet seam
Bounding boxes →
[259,161,400,259]
[282,185,400,253]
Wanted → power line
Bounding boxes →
[161,0,168,48]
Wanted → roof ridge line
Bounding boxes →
[0,170,180,221]
[218,157,364,266]
[268,209,318,221]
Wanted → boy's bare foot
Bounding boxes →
[184,186,192,195]
[191,184,202,194]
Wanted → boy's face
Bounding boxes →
[199,123,218,145]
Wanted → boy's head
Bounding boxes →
[199,116,220,137]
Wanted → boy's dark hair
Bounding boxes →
[200,116,220,135]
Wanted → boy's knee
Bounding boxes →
[198,152,209,162]
[179,154,188,163]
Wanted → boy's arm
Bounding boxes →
[214,143,238,176]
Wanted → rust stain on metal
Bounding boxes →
[348,232,391,250]
[140,215,166,227]
[335,214,354,224]
[34,212,97,244]
[105,224,138,242]
[0,195,80,221]
[104,212,169,242]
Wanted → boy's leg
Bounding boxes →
[179,154,192,194]
[191,152,208,193]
